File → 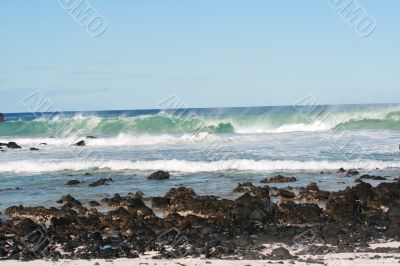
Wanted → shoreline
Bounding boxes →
[1,173,400,263]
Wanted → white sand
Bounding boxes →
[2,254,399,266]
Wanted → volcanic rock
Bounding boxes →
[74,140,86,146]
[89,178,113,187]
[261,175,297,183]
[147,170,170,180]
[65,180,81,186]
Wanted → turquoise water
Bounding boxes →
[1,104,400,210]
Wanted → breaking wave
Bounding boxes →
[1,159,399,174]
[1,105,400,137]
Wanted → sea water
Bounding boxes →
[1,104,400,210]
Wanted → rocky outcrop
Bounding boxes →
[279,189,296,199]
[0,142,22,149]
[1,181,400,261]
[261,175,297,183]
[299,183,331,201]
[147,170,170,180]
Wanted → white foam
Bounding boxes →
[1,159,399,174]
[0,132,214,147]
[235,121,332,134]
[233,106,400,133]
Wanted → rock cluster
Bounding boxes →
[261,175,297,183]
[1,179,399,261]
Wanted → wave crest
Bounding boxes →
[1,159,398,174]
[1,105,400,137]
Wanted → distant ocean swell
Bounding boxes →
[1,159,399,174]
[1,106,400,137]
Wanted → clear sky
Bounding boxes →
[1,1,399,113]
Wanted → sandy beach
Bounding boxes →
[2,253,400,266]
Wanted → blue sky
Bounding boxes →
[1,1,399,112]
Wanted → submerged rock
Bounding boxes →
[89,178,113,187]
[360,174,386,180]
[346,169,360,177]
[147,170,170,180]
[261,175,297,183]
[65,180,81,186]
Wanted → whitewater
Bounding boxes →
[1,104,400,209]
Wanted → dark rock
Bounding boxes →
[337,167,346,173]
[14,218,41,236]
[321,223,342,245]
[5,205,65,223]
[2,181,400,261]
[89,178,113,187]
[88,200,100,207]
[74,140,86,146]
[299,183,330,201]
[374,182,400,206]
[279,189,296,199]
[346,169,360,177]
[57,195,82,208]
[325,191,361,225]
[278,201,323,224]
[0,112,4,122]
[147,170,170,180]
[271,247,291,260]
[360,174,386,180]
[306,258,324,264]
[261,175,297,183]
[65,180,81,186]
[242,251,266,260]
[151,197,170,209]
[128,191,144,200]
[6,142,21,149]
[233,182,254,192]
[86,136,97,139]
[30,147,39,151]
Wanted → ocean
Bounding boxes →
[1,103,400,210]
